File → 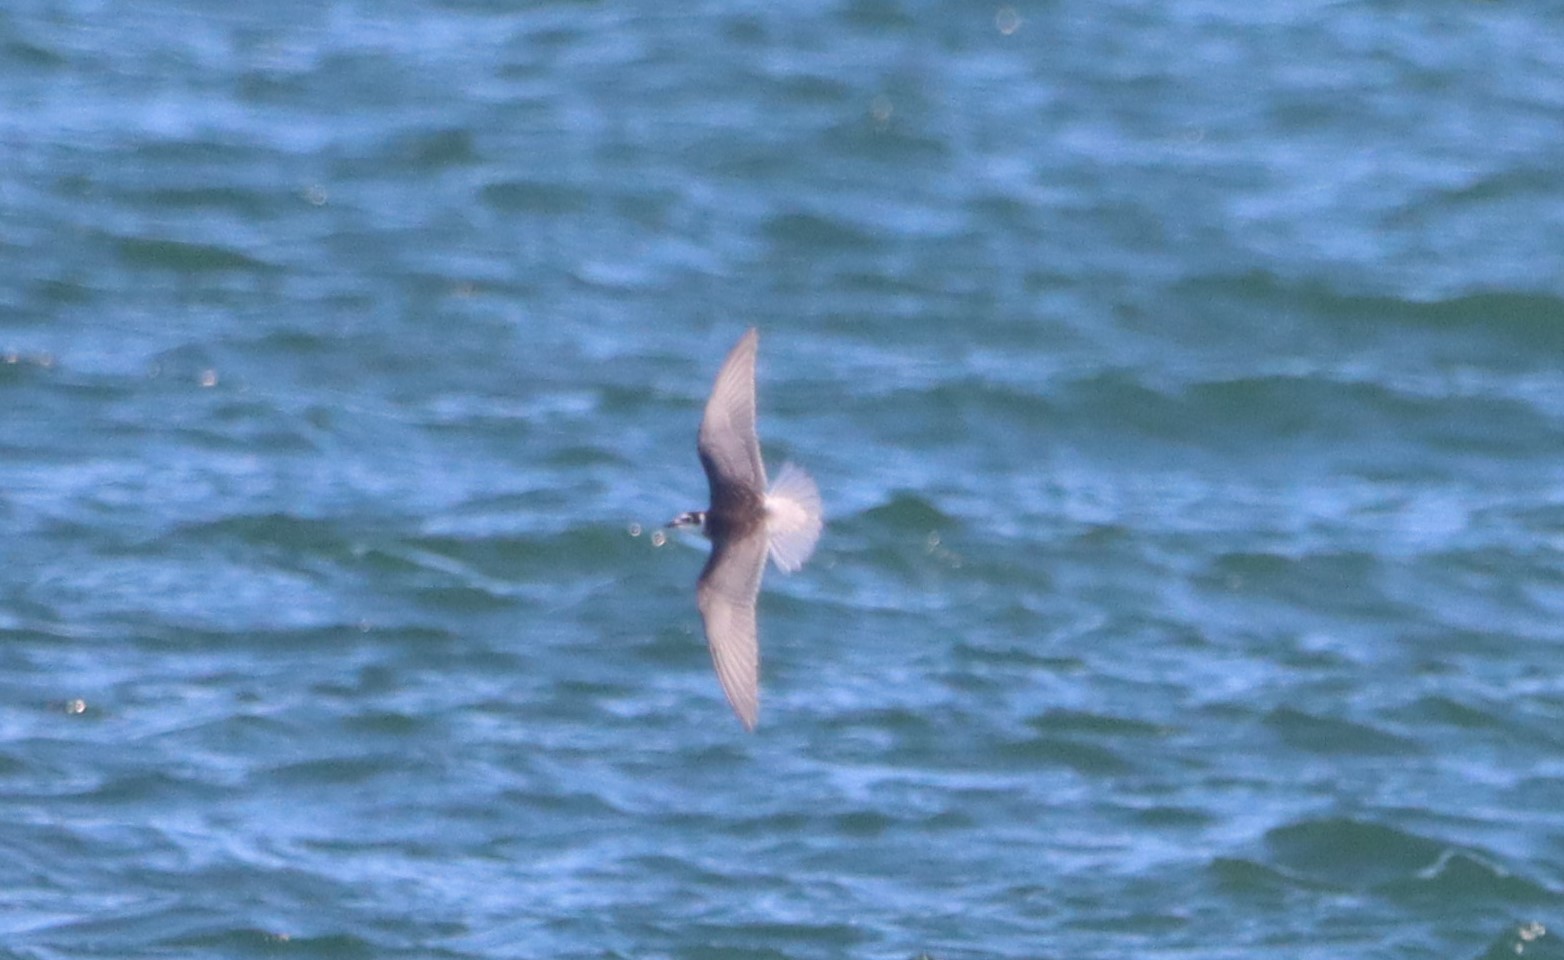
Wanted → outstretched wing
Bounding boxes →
[697,328,766,511]
[696,525,769,730]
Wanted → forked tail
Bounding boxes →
[764,461,823,573]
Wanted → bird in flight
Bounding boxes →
[667,328,823,730]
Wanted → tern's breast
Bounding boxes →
[705,494,765,544]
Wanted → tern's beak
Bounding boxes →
[667,511,705,530]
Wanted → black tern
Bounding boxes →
[668,328,822,730]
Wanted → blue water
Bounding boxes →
[4,2,1564,958]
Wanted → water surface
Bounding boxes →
[4,2,1564,958]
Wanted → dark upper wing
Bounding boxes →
[697,328,766,510]
[696,525,769,731]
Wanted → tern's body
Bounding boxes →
[669,328,822,730]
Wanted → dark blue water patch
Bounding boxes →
[1261,817,1526,894]
[991,733,1134,777]
[407,582,519,614]
[1207,855,1336,908]
[663,944,793,960]
[1400,291,1564,357]
[118,622,443,658]
[265,752,418,788]
[0,352,60,390]
[1179,271,1564,367]
[75,766,240,809]
[1,25,67,68]
[1103,373,1564,475]
[384,126,480,170]
[945,627,1085,678]
[1381,848,1558,909]
[1027,708,1172,740]
[859,491,953,531]
[119,183,283,217]
[388,523,651,584]
[479,176,593,216]
[23,272,101,309]
[600,379,690,419]
[1388,691,1507,737]
[1262,706,1421,757]
[1125,802,1212,830]
[545,442,632,470]
[166,512,359,558]
[19,904,297,960]
[153,392,330,455]
[817,105,959,171]
[763,209,884,253]
[1389,693,1558,751]
[1195,548,1395,619]
[337,709,424,738]
[166,928,387,960]
[114,236,275,273]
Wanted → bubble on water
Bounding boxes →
[870,94,894,130]
[628,523,643,537]
[651,530,667,547]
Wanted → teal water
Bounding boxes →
[4,2,1564,958]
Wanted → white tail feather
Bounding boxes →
[764,462,823,573]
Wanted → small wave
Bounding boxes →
[115,236,273,273]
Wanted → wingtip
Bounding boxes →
[721,685,759,731]
[735,704,758,732]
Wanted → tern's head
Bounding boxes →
[667,510,708,535]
